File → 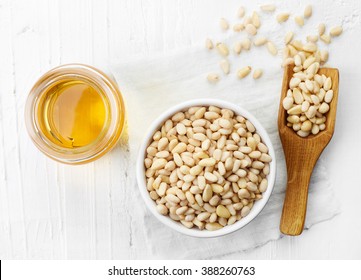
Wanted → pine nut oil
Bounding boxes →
[25,64,125,164]
[37,80,109,148]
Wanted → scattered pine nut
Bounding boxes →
[241,38,252,50]
[206,38,213,50]
[233,23,244,32]
[253,69,263,79]
[260,4,276,12]
[207,73,220,83]
[245,24,257,36]
[237,66,252,79]
[276,12,290,23]
[220,18,229,30]
[304,5,312,18]
[204,4,341,85]
[307,35,318,43]
[320,50,329,63]
[295,16,304,27]
[320,34,331,44]
[267,41,278,56]
[330,26,343,37]
[233,42,242,54]
[238,6,245,18]
[284,31,294,45]
[254,36,268,46]
[216,42,230,56]
[251,12,261,28]
[318,23,326,36]
[220,60,230,75]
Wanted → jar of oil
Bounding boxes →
[25,64,125,164]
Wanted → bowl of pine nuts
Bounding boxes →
[136,99,276,237]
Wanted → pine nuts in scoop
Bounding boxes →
[281,36,335,137]
[144,106,272,230]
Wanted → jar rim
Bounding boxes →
[25,64,125,164]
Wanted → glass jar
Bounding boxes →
[25,64,125,164]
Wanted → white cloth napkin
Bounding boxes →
[110,46,340,259]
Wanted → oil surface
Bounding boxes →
[38,80,108,148]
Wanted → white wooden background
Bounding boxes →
[0,0,361,259]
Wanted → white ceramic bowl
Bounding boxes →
[136,99,276,238]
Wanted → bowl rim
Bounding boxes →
[136,98,276,238]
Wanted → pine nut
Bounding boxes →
[233,23,244,32]
[267,41,278,56]
[323,77,332,91]
[330,26,343,37]
[307,35,318,43]
[318,23,326,36]
[254,37,268,46]
[290,77,301,88]
[220,18,229,30]
[303,42,317,53]
[320,34,331,44]
[216,42,229,56]
[220,59,230,75]
[251,12,261,28]
[284,31,294,45]
[295,16,304,27]
[180,220,194,228]
[276,13,290,23]
[260,4,275,12]
[207,73,220,83]
[283,97,294,110]
[320,50,329,63]
[311,124,320,135]
[216,205,231,218]
[202,185,213,202]
[204,172,217,182]
[253,69,263,79]
[199,158,216,167]
[297,130,309,137]
[245,24,257,36]
[205,38,213,50]
[304,5,312,18]
[237,66,252,79]
[318,102,330,114]
[241,206,251,217]
[241,38,251,50]
[233,41,242,55]
[325,90,333,103]
[156,204,168,215]
[238,6,245,18]
[259,179,268,193]
[205,223,223,231]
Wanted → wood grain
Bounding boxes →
[278,65,339,236]
[0,0,361,260]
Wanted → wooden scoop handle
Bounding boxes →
[280,147,320,236]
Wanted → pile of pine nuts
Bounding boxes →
[205,4,343,85]
[281,21,341,136]
[144,106,272,231]
[282,41,334,136]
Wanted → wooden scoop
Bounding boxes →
[278,65,339,236]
